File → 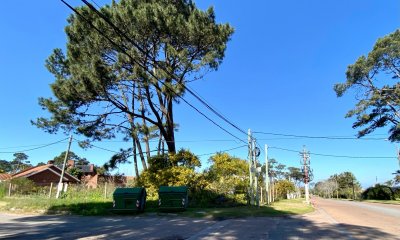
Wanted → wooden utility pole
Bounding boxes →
[49,182,53,198]
[248,129,254,205]
[397,146,400,170]
[56,135,73,199]
[253,138,259,207]
[301,146,311,204]
[265,144,270,205]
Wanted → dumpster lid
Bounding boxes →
[113,187,144,195]
[159,186,188,193]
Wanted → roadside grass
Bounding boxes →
[361,199,400,205]
[181,198,313,219]
[0,196,313,217]
[0,196,112,215]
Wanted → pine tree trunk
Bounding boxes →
[165,96,176,154]
[132,139,139,179]
[133,134,147,170]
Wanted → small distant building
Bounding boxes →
[66,159,133,188]
[12,162,80,186]
[82,174,134,188]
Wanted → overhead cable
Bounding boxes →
[253,131,387,141]
[197,145,248,156]
[0,138,69,154]
[268,146,395,159]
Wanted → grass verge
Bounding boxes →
[0,197,313,217]
[361,199,400,205]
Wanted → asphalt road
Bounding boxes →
[0,198,399,239]
[311,197,400,239]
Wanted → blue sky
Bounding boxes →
[0,0,399,187]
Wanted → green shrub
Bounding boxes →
[0,181,7,198]
[10,178,36,195]
[135,152,252,208]
[275,180,296,200]
[362,184,395,200]
[393,187,400,199]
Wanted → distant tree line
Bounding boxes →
[313,172,362,199]
[0,153,33,174]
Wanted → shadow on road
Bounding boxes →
[0,212,398,239]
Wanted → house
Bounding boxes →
[67,159,133,188]
[12,162,80,186]
[81,173,134,188]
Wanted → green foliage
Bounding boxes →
[10,153,32,173]
[10,178,36,195]
[0,182,7,199]
[146,148,201,172]
[394,187,400,199]
[0,160,12,173]
[103,148,132,171]
[170,148,201,169]
[33,0,234,154]
[314,172,362,199]
[362,184,395,200]
[334,29,400,141]
[147,154,171,172]
[275,180,296,199]
[287,167,303,184]
[207,153,248,196]
[137,151,248,207]
[395,170,400,185]
[67,167,83,179]
[52,151,89,166]
[141,166,196,188]
[137,150,200,201]
[94,165,109,175]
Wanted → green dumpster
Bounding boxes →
[158,186,188,211]
[113,187,146,213]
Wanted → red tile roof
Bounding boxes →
[12,164,79,182]
[0,173,11,181]
[12,164,53,178]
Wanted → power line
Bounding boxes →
[73,138,157,155]
[197,145,247,156]
[90,139,240,143]
[61,0,247,144]
[79,0,248,137]
[253,131,387,141]
[89,0,101,8]
[0,142,66,150]
[73,137,245,157]
[0,138,69,154]
[268,146,395,159]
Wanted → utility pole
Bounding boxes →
[247,129,260,207]
[335,175,339,199]
[56,135,73,199]
[248,129,254,205]
[396,146,400,170]
[253,138,260,207]
[265,144,270,205]
[301,146,311,204]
